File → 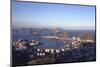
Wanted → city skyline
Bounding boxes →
[12,1,96,30]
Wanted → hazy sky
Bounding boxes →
[12,1,96,30]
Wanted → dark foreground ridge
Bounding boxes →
[12,42,96,66]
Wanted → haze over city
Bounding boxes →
[12,1,95,30]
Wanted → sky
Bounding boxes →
[12,1,96,30]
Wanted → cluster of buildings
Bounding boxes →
[12,35,94,51]
[12,39,39,50]
[41,34,94,49]
[36,48,69,56]
[12,34,94,51]
[71,36,94,48]
[12,31,95,56]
